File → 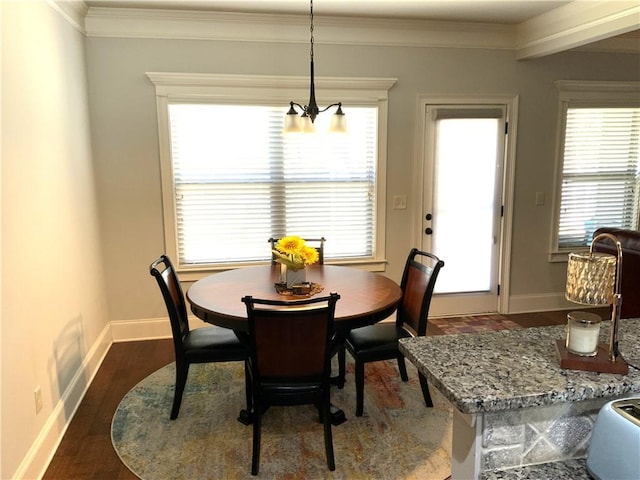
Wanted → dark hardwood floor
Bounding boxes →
[42,309,607,479]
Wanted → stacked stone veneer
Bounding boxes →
[480,397,610,471]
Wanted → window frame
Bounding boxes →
[147,72,396,278]
[549,80,640,262]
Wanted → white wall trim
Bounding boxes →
[83,3,640,56]
[14,323,112,480]
[508,293,577,314]
[85,6,516,50]
[110,317,172,342]
[110,314,212,342]
[49,0,87,33]
[516,0,640,59]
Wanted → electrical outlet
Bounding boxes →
[34,387,43,414]
[392,195,407,210]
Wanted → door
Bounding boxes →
[422,105,507,316]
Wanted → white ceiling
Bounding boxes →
[84,0,573,24]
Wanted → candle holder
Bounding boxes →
[557,233,628,374]
[566,311,601,356]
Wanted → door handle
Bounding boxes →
[425,228,433,235]
[425,213,432,220]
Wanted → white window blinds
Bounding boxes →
[558,106,640,249]
[168,103,378,266]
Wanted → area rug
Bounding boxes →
[112,358,452,479]
[430,315,521,335]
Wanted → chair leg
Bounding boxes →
[419,372,434,408]
[245,361,253,414]
[322,391,336,471]
[397,354,409,382]
[355,360,365,417]
[337,344,346,389]
[170,361,189,420]
[238,361,254,426]
[251,401,261,475]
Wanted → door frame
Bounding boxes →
[412,94,519,315]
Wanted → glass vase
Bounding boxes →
[286,267,306,288]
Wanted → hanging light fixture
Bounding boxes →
[283,0,346,134]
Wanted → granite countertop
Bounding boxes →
[399,318,640,414]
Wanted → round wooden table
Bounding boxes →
[187,264,402,425]
[187,264,402,332]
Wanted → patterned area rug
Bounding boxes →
[112,358,452,479]
[430,315,521,335]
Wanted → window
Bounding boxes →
[147,73,395,275]
[551,81,640,259]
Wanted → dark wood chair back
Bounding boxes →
[150,255,249,420]
[339,248,443,417]
[242,292,340,474]
[397,248,445,337]
[150,255,190,354]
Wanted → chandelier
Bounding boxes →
[283,0,346,133]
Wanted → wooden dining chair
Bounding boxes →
[242,292,340,475]
[269,236,326,264]
[150,255,250,419]
[338,248,444,416]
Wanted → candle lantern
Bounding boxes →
[557,233,628,374]
[566,311,601,356]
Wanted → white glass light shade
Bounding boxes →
[328,111,347,133]
[565,252,616,305]
[283,113,303,133]
[300,114,315,133]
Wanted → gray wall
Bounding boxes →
[85,35,639,321]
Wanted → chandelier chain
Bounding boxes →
[309,0,314,61]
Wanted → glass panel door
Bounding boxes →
[422,106,506,315]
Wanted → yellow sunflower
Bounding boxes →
[300,245,319,266]
[275,236,304,256]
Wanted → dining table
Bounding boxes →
[186,263,403,424]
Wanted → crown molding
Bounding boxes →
[145,72,398,103]
[516,0,640,59]
[85,6,516,50]
[49,0,87,33]
[83,2,639,56]
[576,32,640,54]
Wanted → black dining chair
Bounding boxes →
[150,255,250,420]
[242,293,340,475]
[338,248,444,416]
[269,236,326,264]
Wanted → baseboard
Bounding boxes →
[110,317,172,342]
[508,292,576,314]
[110,315,209,342]
[15,323,112,480]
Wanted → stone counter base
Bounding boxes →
[452,395,626,478]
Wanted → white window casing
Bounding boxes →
[147,73,396,278]
[549,81,640,262]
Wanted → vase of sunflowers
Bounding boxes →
[272,236,319,288]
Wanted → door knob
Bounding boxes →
[425,213,432,220]
[425,228,433,235]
